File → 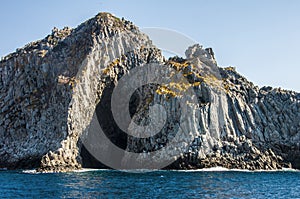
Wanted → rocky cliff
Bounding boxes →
[0,13,299,172]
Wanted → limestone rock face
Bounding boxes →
[0,12,299,172]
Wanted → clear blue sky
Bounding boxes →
[1,0,299,91]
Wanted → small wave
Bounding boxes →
[281,168,300,172]
[22,169,40,174]
[22,168,109,174]
[249,168,300,172]
[177,167,231,172]
[173,167,233,172]
[172,167,300,173]
[73,168,109,173]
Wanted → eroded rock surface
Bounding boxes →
[125,46,300,171]
[0,12,299,172]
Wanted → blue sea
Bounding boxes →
[0,168,299,199]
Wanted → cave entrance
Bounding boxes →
[79,82,141,169]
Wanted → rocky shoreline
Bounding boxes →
[0,12,299,172]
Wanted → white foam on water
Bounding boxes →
[281,168,300,172]
[22,167,299,174]
[73,168,109,173]
[22,169,40,174]
[173,167,232,172]
[172,167,300,173]
[22,168,109,174]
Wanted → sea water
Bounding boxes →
[0,168,299,198]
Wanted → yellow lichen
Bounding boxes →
[225,66,236,71]
[102,58,120,75]
[183,72,194,77]
[193,82,201,87]
[156,79,194,98]
[156,85,177,97]
[222,78,235,94]
[167,60,189,71]
[202,74,224,91]
[38,50,47,58]
[102,68,110,75]
[223,83,230,93]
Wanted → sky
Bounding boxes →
[0,0,299,91]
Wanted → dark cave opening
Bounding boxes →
[80,82,141,169]
[79,82,182,169]
[80,144,108,169]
